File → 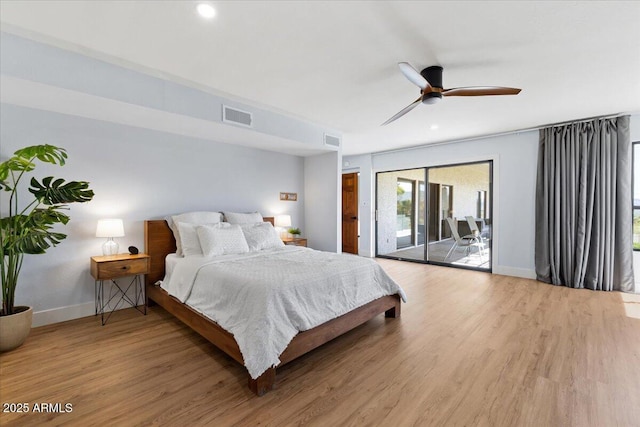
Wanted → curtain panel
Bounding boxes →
[535,115,634,292]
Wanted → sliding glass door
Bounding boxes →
[376,161,492,272]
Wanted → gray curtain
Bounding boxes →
[535,115,634,292]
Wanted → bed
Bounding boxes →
[144,216,405,395]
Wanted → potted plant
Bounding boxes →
[0,145,94,352]
[288,227,301,238]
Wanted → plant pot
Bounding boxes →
[0,306,33,352]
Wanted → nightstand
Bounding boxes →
[282,237,308,247]
[90,253,150,325]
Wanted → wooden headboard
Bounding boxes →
[144,216,274,287]
[144,220,175,287]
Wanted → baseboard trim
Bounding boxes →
[493,265,537,279]
[32,300,137,327]
[32,302,95,327]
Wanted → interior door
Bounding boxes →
[342,172,359,254]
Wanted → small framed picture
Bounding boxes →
[280,192,298,201]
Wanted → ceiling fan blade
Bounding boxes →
[398,62,431,90]
[382,96,423,126]
[442,86,521,96]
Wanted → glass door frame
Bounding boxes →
[374,167,426,263]
[375,160,493,273]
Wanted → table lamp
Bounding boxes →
[274,214,291,238]
[96,219,125,255]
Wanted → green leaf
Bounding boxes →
[0,157,36,190]
[1,209,70,254]
[0,156,36,175]
[29,176,94,205]
[0,145,66,191]
[13,145,67,166]
[30,207,71,226]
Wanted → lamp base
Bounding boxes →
[102,239,119,256]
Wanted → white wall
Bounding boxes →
[305,151,341,252]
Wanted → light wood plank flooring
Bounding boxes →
[1,260,639,426]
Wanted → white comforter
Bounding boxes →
[161,246,406,379]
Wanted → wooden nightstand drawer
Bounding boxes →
[282,237,307,247]
[91,254,150,280]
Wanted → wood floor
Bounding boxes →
[1,260,639,426]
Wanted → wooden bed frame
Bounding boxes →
[144,218,401,396]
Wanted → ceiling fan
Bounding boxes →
[382,62,521,125]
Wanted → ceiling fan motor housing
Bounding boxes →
[421,66,443,88]
[420,66,443,103]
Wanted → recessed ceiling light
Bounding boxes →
[197,3,216,19]
[430,124,439,130]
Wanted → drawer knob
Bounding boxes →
[121,266,129,270]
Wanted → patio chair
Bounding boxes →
[465,216,489,240]
[445,217,486,261]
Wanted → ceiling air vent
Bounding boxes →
[222,105,253,128]
[324,133,341,148]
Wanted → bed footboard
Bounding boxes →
[248,293,401,395]
[147,282,400,395]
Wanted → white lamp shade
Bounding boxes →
[96,219,125,238]
[274,215,291,228]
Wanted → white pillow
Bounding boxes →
[176,222,202,257]
[241,222,284,251]
[165,211,223,256]
[197,224,249,256]
[176,222,231,256]
[223,211,263,224]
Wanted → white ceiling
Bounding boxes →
[1,1,639,156]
